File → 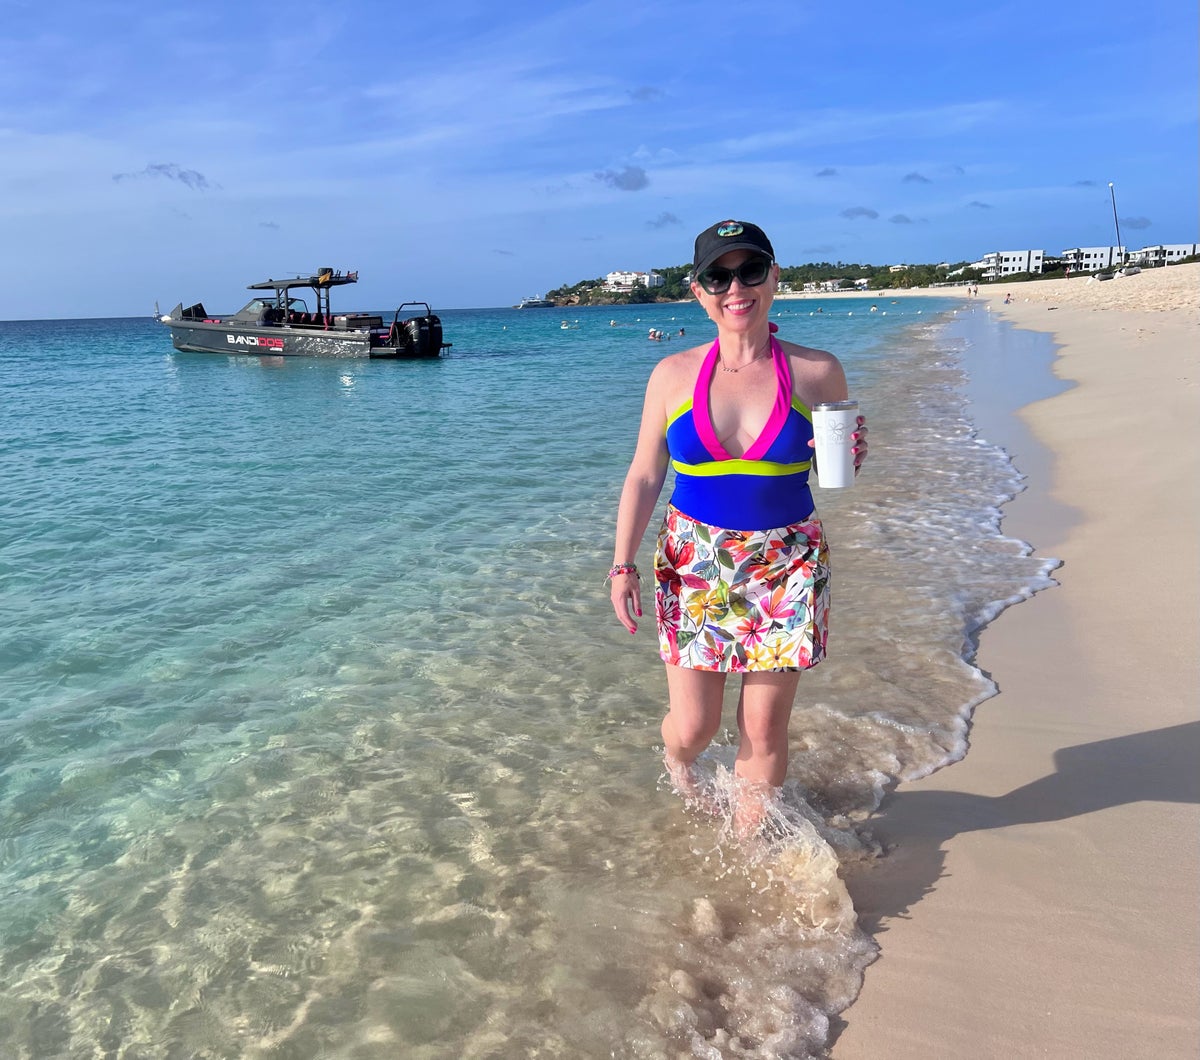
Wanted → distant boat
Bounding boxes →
[515,295,555,309]
[160,269,450,358]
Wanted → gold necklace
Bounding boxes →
[719,347,771,373]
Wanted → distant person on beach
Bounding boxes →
[608,219,868,834]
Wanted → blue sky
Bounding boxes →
[1,0,1195,318]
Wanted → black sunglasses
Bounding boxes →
[695,256,773,295]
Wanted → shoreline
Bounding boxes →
[774,286,968,301]
[834,264,1200,1057]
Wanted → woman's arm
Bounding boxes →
[610,363,673,634]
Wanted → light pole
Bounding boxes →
[1108,181,1124,268]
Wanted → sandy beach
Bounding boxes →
[835,263,1200,1058]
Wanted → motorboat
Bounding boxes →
[515,295,555,309]
[160,269,450,358]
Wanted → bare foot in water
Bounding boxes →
[664,755,721,816]
[731,779,779,843]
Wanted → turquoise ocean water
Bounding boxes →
[0,299,1058,1058]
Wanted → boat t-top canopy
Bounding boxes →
[245,269,360,318]
[247,268,359,293]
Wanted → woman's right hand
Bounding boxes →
[610,571,643,634]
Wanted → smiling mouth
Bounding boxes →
[723,298,754,311]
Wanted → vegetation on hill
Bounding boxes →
[545,266,692,306]
[542,252,1159,306]
[545,260,979,306]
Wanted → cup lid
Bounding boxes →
[812,400,858,411]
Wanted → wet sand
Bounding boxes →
[834,264,1200,1057]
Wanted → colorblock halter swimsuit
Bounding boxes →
[664,335,815,531]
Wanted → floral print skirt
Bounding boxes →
[654,505,830,673]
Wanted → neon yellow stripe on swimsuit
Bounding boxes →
[671,457,811,477]
[666,399,692,430]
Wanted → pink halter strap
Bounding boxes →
[692,331,793,461]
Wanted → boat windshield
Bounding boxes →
[235,296,309,315]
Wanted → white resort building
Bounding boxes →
[1126,243,1199,267]
[955,239,1198,280]
[603,270,665,292]
[1060,243,1198,272]
[801,279,862,292]
[974,250,1045,279]
[1060,246,1126,272]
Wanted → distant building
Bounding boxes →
[974,250,1044,280]
[1126,243,1199,267]
[888,264,910,273]
[603,270,664,292]
[959,241,1196,279]
[1060,246,1125,272]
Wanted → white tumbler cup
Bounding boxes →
[811,400,859,488]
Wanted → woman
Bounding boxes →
[608,220,868,832]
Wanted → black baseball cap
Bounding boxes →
[692,220,775,277]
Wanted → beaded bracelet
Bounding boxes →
[606,562,640,584]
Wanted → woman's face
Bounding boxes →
[690,248,778,332]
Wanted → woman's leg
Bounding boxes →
[734,671,801,786]
[661,665,726,795]
[732,671,801,835]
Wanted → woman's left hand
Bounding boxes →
[852,415,868,474]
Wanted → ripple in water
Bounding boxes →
[0,303,1058,1057]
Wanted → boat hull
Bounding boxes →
[164,321,439,359]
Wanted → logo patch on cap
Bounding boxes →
[717,223,744,237]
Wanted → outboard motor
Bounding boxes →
[389,304,448,357]
[426,314,444,352]
[403,316,428,355]
[403,314,443,356]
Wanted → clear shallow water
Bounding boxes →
[0,300,1058,1058]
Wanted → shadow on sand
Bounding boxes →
[844,719,1200,932]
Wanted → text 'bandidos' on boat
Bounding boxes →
[159,269,451,359]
